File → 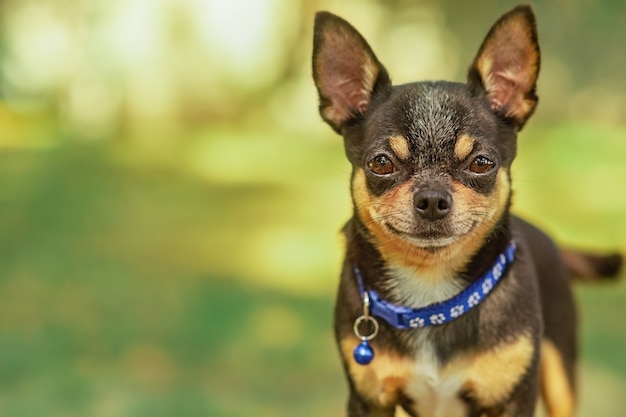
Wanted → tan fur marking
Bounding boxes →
[389,135,411,160]
[351,168,511,283]
[352,168,428,266]
[449,169,510,261]
[540,340,575,417]
[454,134,476,160]
[341,333,534,412]
[340,338,412,408]
[453,332,535,406]
[352,166,511,315]
[360,59,378,110]
[352,169,462,279]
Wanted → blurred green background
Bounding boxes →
[0,0,624,416]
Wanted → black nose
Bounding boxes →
[414,190,452,220]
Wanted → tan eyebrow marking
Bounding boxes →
[454,134,476,160]
[389,135,410,160]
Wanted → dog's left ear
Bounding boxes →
[468,5,540,128]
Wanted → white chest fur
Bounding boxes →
[387,265,465,308]
[405,338,467,417]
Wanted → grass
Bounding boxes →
[0,124,624,416]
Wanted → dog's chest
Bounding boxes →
[342,335,468,415]
[403,340,468,417]
[363,272,473,416]
[342,328,534,416]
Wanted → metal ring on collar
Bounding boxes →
[353,315,379,341]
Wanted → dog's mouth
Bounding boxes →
[384,220,478,249]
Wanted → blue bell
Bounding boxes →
[353,341,374,365]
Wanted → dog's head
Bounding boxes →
[312,5,539,265]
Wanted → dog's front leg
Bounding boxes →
[494,366,540,417]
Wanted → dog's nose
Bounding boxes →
[414,190,452,220]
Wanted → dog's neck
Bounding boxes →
[348,215,511,309]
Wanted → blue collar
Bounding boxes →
[354,241,516,329]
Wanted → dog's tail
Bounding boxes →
[560,248,623,282]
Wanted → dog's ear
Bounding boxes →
[468,5,540,128]
[313,12,391,133]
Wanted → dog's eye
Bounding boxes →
[368,155,395,175]
[469,156,495,174]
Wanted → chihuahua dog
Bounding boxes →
[312,4,621,417]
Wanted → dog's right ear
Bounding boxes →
[312,12,391,133]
